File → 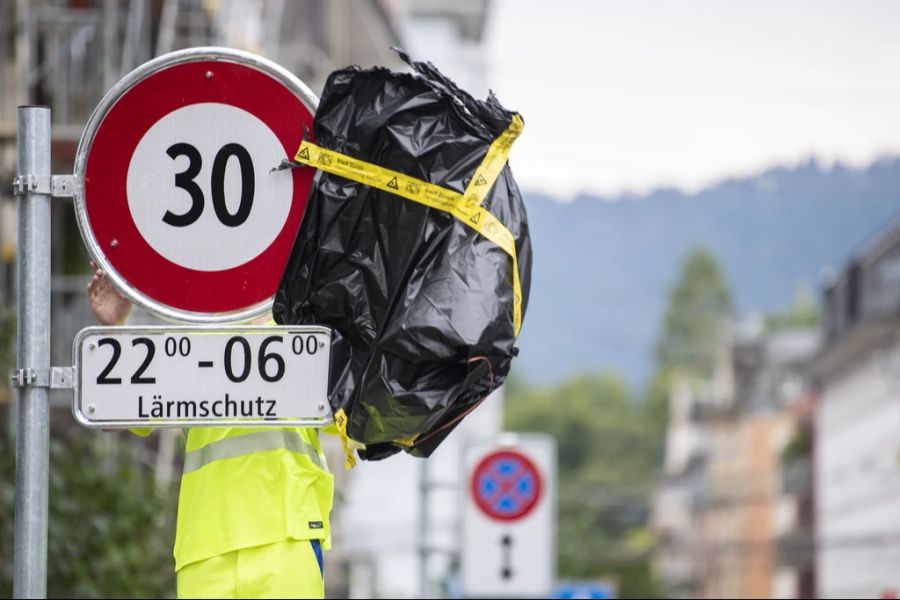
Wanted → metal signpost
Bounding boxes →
[12,105,52,600]
[12,48,327,597]
[462,434,557,598]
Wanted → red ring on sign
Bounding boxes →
[84,60,314,314]
[470,450,543,521]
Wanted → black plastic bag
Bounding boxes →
[274,50,531,461]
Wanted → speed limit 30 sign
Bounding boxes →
[73,48,317,322]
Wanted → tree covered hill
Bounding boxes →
[516,157,900,386]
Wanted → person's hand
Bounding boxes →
[87,261,132,325]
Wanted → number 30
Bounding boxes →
[164,142,255,227]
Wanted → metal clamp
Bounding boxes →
[10,368,38,388]
[12,175,76,198]
[10,367,74,389]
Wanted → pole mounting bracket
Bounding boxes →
[10,367,74,389]
[12,174,76,198]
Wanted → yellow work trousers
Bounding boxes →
[176,539,324,599]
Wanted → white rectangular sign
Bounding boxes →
[73,325,332,428]
[462,434,557,598]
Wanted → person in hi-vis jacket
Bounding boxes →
[88,262,333,599]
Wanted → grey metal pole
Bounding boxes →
[418,458,429,598]
[13,105,52,600]
[15,0,32,107]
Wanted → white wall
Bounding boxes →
[816,340,900,598]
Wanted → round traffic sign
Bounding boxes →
[73,48,317,323]
[471,449,543,521]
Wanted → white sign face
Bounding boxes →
[462,435,557,598]
[74,326,332,428]
[126,103,293,272]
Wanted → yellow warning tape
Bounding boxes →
[333,408,365,469]
[394,433,419,447]
[463,114,524,206]
[294,115,523,336]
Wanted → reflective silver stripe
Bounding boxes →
[183,429,326,474]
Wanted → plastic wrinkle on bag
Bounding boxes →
[274,49,532,464]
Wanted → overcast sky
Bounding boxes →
[484,0,900,198]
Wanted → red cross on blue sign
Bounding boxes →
[471,449,543,521]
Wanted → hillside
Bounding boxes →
[516,157,900,386]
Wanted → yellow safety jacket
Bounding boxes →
[175,426,333,571]
[137,426,334,572]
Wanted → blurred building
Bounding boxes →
[702,329,820,599]
[1,1,499,598]
[0,1,400,598]
[652,375,711,598]
[0,0,403,317]
[0,0,405,382]
[653,325,820,599]
[811,221,900,599]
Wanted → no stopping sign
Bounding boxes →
[73,47,317,322]
[471,449,543,521]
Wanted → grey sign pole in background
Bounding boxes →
[12,105,52,599]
